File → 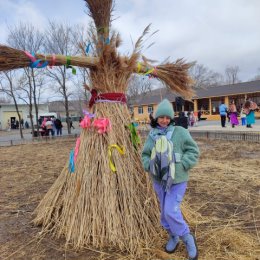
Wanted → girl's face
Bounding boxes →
[157,116,171,128]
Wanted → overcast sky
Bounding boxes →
[0,0,260,82]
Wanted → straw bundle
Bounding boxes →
[34,103,160,255]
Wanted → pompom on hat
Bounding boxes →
[155,99,174,119]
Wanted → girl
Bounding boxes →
[244,100,258,128]
[228,100,239,128]
[142,99,199,260]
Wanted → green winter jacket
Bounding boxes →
[141,125,199,184]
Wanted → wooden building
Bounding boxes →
[130,80,260,122]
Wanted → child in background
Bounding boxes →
[240,107,247,126]
[142,99,200,260]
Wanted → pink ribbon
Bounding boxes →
[74,137,81,162]
[92,118,111,134]
[80,115,92,128]
[24,51,37,62]
[24,51,47,68]
[49,54,56,68]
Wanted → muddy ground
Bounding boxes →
[0,138,259,260]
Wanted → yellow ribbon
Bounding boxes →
[137,62,154,75]
[144,68,154,75]
[137,62,142,73]
[108,144,125,173]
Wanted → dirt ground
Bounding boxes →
[0,138,259,260]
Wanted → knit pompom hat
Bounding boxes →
[155,99,174,119]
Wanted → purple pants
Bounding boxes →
[230,112,239,125]
[153,181,190,236]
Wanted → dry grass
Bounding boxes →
[0,138,259,259]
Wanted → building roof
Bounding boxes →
[48,100,88,112]
[129,88,179,106]
[193,80,260,99]
[131,80,260,105]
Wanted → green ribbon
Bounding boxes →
[128,123,140,149]
[66,56,76,75]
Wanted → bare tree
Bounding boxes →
[7,22,45,135]
[0,95,11,103]
[70,24,92,114]
[44,21,80,134]
[189,63,224,89]
[71,68,90,115]
[225,66,240,84]
[127,74,152,105]
[0,71,24,138]
[15,73,45,132]
[251,68,260,81]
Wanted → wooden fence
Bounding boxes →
[1,130,260,147]
[0,134,79,147]
[139,130,260,143]
[190,131,260,142]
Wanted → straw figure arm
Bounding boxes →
[0,45,98,72]
[0,44,194,99]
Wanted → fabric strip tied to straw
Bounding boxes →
[108,144,125,173]
[92,118,111,134]
[66,56,76,75]
[69,150,75,173]
[24,51,48,69]
[89,89,127,108]
[128,123,140,149]
[74,138,81,162]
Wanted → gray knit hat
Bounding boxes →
[155,99,174,119]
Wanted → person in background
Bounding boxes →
[142,99,199,260]
[244,99,259,128]
[20,118,24,129]
[193,111,198,126]
[51,118,56,136]
[189,112,195,127]
[55,118,63,136]
[240,106,247,126]
[219,100,228,127]
[149,112,153,123]
[197,110,202,121]
[228,100,239,128]
[41,118,47,136]
[175,112,189,129]
[38,117,43,126]
[25,121,29,129]
[45,117,54,136]
[69,117,75,129]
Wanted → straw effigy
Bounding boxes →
[0,0,195,256]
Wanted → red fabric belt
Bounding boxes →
[89,89,127,108]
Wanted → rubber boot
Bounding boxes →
[181,233,198,260]
[165,234,179,254]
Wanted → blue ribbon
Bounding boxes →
[69,149,75,173]
[28,52,48,69]
[86,42,92,54]
[30,60,48,69]
[105,37,110,45]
